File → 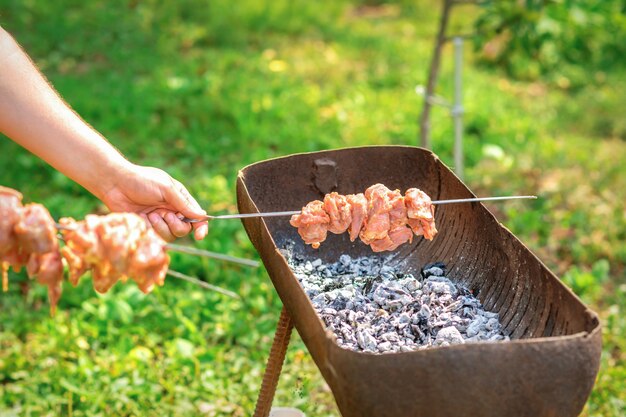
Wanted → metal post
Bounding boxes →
[253,306,294,417]
[452,37,464,180]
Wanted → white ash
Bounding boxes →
[287,254,510,353]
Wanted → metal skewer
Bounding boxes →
[165,243,260,268]
[54,195,534,267]
[431,195,537,205]
[166,269,240,299]
[54,223,75,231]
[182,195,537,223]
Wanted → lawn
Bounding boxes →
[1,1,625,416]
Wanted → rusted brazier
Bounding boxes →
[237,146,601,417]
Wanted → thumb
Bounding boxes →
[163,179,207,219]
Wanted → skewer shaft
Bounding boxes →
[432,195,537,205]
[166,269,240,299]
[184,195,537,222]
[209,211,301,220]
[165,243,260,268]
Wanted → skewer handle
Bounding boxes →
[183,211,300,222]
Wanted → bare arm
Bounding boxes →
[0,27,208,241]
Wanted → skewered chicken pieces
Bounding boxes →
[290,184,437,252]
[1,186,171,314]
[288,200,330,249]
[0,186,63,312]
[60,213,169,295]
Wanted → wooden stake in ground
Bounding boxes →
[419,0,453,149]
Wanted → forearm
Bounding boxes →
[0,27,130,200]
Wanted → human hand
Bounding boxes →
[0,27,206,242]
[99,164,209,242]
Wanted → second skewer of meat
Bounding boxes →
[290,183,437,252]
[59,214,169,295]
[0,186,63,313]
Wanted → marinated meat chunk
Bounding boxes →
[14,204,58,254]
[323,192,352,234]
[128,228,169,294]
[59,217,98,285]
[405,188,437,240]
[290,200,330,249]
[1,187,62,312]
[346,193,367,242]
[360,184,393,244]
[387,226,414,250]
[0,186,22,255]
[27,250,64,315]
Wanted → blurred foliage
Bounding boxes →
[474,0,626,139]
[474,0,626,82]
[0,0,625,416]
[563,259,610,303]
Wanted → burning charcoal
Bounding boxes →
[322,307,338,316]
[466,319,483,338]
[486,317,500,331]
[339,254,352,266]
[434,326,465,346]
[398,313,411,326]
[421,262,446,279]
[380,332,400,343]
[311,293,326,306]
[399,276,421,292]
[377,341,393,352]
[444,300,463,312]
[484,311,499,319]
[363,276,383,295]
[418,304,431,320]
[433,312,453,327]
[287,254,509,354]
[356,328,378,351]
[376,286,413,310]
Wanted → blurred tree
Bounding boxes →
[473,0,626,85]
[419,0,454,149]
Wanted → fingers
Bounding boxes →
[192,221,209,240]
[148,212,176,242]
[147,209,205,242]
[163,178,207,220]
[164,212,193,237]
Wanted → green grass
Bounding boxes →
[1,1,625,415]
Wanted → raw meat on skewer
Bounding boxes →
[290,184,437,252]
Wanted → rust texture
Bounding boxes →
[237,146,602,417]
[313,158,338,194]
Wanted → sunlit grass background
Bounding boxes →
[1,1,625,415]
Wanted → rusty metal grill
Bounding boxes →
[237,146,601,417]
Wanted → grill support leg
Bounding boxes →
[253,306,294,417]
